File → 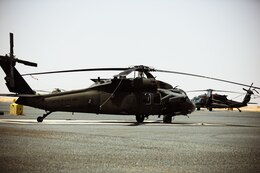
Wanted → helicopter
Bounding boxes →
[1,33,260,123]
[191,87,259,112]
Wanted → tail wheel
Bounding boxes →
[37,111,53,123]
[37,116,44,122]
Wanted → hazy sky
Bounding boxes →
[1,0,260,104]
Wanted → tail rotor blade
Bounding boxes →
[16,58,37,67]
[9,33,14,57]
[253,89,259,94]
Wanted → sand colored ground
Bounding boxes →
[0,97,17,103]
[238,105,260,112]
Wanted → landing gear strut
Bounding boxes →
[135,115,148,123]
[37,111,53,122]
[163,115,173,123]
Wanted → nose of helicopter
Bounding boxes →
[186,97,196,113]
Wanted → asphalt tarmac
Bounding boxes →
[0,105,260,173]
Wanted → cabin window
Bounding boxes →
[143,93,151,105]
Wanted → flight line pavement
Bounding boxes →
[0,108,260,173]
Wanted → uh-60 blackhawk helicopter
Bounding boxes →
[1,33,259,123]
[191,86,259,112]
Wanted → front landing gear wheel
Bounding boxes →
[37,116,44,122]
[136,115,145,123]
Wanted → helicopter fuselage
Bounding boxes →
[16,78,195,117]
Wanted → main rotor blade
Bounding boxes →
[21,64,260,90]
[113,66,139,77]
[155,69,260,90]
[22,68,127,76]
[213,90,244,94]
[114,69,134,77]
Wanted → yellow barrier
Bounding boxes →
[10,103,23,115]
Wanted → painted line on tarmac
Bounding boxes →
[0,119,129,125]
[0,118,259,127]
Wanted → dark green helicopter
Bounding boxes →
[1,33,259,123]
[191,87,259,112]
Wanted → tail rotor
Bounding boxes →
[242,83,258,104]
[0,33,37,94]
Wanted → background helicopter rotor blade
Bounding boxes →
[213,90,244,94]
[253,89,259,94]
[187,89,212,92]
[187,89,244,94]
